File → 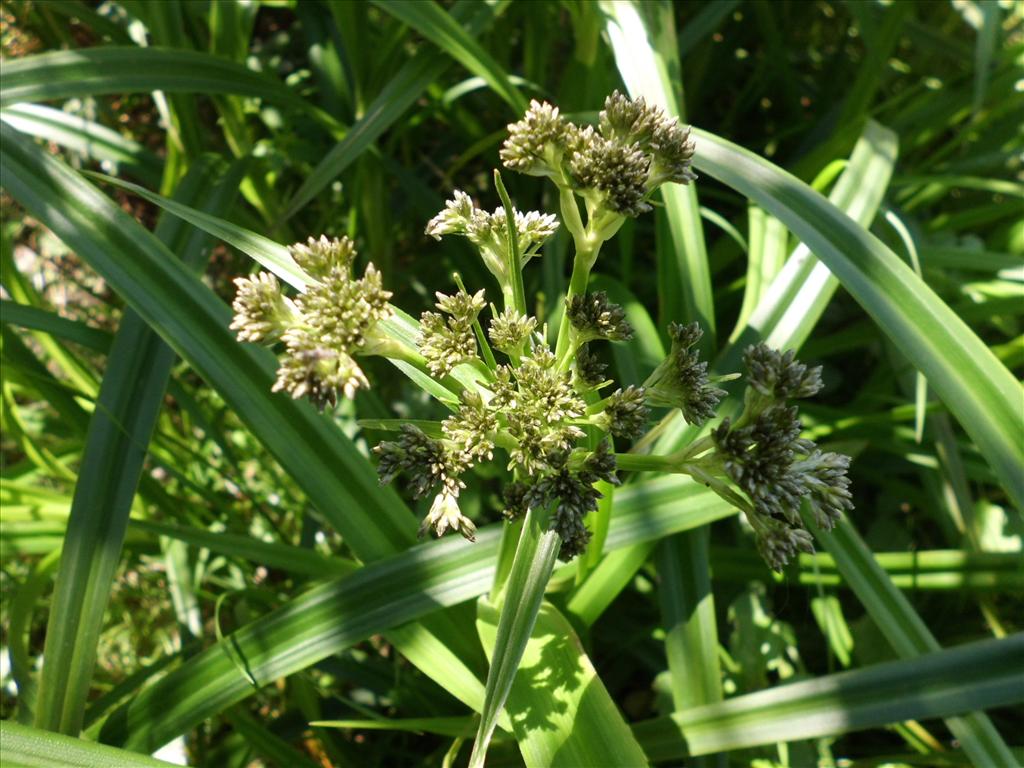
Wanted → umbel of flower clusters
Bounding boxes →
[230,92,854,572]
[230,236,393,410]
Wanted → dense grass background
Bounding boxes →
[1,1,1022,766]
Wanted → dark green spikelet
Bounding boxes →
[597,386,650,440]
[744,343,824,401]
[794,450,854,530]
[756,517,815,573]
[599,90,659,145]
[566,291,634,342]
[597,90,697,188]
[645,322,726,426]
[574,344,608,388]
[374,424,456,499]
[568,132,651,217]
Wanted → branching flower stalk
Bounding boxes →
[229,90,853,571]
[228,91,855,767]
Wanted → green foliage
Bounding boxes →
[1,2,1021,767]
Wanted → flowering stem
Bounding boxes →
[611,451,752,512]
[685,463,756,516]
[612,452,680,473]
[553,235,601,368]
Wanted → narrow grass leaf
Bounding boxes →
[0,47,329,126]
[33,158,242,736]
[128,520,357,579]
[313,717,476,737]
[656,527,722,711]
[633,634,1024,760]
[731,204,788,339]
[804,508,1018,766]
[676,0,741,59]
[84,173,477,401]
[476,601,650,767]
[1,104,162,187]
[283,0,505,218]
[1,301,112,353]
[93,477,726,752]
[82,172,311,290]
[602,0,714,347]
[372,0,526,113]
[470,510,561,768]
[1,721,176,768]
[1,121,414,560]
[1,121,490,724]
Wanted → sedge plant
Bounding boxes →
[229,91,854,764]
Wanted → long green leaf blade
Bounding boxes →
[283,0,504,218]
[373,0,527,113]
[633,634,1024,760]
[34,158,241,735]
[602,0,715,346]
[0,47,321,119]
[476,601,650,767]
[0,122,416,560]
[470,510,561,768]
[805,509,1018,765]
[1,721,176,768]
[93,477,729,752]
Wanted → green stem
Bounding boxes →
[493,170,527,317]
[612,451,753,516]
[554,236,601,365]
[613,452,680,472]
[490,516,523,602]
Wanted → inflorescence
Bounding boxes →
[229,92,853,570]
[231,235,393,410]
[501,91,696,218]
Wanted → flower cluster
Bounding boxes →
[502,442,619,561]
[491,346,587,476]
[705,344,852,570]
[566,291,634,343]
[230,236,392,410]
[376,318,626,554]
[594,386,650,440]
[500,91,696,218]
[489,307,536,354]
[419,289,486,377]
[644,322,727,426]
[374,422,477,540]
[425,190,558,302]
